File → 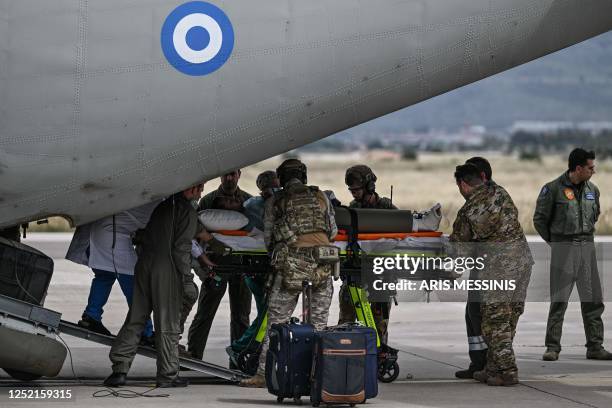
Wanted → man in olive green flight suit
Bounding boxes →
[534,148,612,361]
[105,183,204,388]
[188,170,253,362]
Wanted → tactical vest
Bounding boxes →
[272,184,329,245]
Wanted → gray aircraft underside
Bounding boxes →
[1,0,611,228]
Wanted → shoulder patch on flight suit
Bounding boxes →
[563,188,575,200]
[585,192,596,200]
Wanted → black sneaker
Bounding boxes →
[78,314,112,336]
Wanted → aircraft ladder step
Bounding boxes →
[58,320,248,382]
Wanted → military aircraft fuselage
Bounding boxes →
[1,0,611,227]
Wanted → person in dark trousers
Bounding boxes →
[226,170,280,365]
[534,148,612,361]
[104,183,204,388]
[188,170,253,363]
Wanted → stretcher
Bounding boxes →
[208,230,451,281]
[207,229,453,382]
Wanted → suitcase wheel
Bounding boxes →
[311,404,319,407]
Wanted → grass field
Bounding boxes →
[30,152,612,235]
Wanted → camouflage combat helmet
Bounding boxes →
[345,164,377,193]
[256,170,278,191]
[277,159,307,186]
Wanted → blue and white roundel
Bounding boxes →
[161,1,234,76]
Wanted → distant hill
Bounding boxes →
[339,31,612,136]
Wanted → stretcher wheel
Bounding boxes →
[293,397,303,405]
[3,368,42,382]
[277,397,284,403]
[378,361,400,383]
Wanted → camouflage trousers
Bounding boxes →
[481,302,524,376]
[338,282,390,344]
[257,273,333,375]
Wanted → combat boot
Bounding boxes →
[178,344,192,358]
[239,373,266,388]
[586,348,612,360]
[472,370,488,383]
[157,377,189,388]
[455,369,476,379]
[542,349,559,361]
[103,372,126,387]
[178,345,195,371]
[487,372,519,386]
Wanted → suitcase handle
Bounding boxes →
[326,322,365,331]
[302,280,312,325]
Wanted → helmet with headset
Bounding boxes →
[277,159,307,186]
[345,165,377,194]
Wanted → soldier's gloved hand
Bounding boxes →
[207,237,233,256]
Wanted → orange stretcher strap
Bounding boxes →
[215,230,443,240]
[215,230,249,236]
[334,231,443,241]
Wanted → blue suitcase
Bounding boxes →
[265,281,316,403]
[310,325,378,407]
[338,325,378,399]
[265,320,315,403]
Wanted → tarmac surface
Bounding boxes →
[1,233,612,407]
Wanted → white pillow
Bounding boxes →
[198,209,249,231]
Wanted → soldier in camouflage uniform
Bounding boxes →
[450,164,533,386]
[534,148,612,361]
[338,165,396,344]
[239,159,337,387]
[455,157,496,379]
